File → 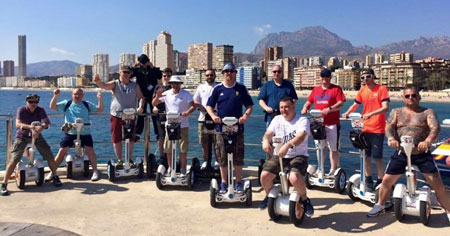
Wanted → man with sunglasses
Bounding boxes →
[194,69,219,169]
[342,68,389,190]
[368,86,450,221]
[2,94,60,196]
[94,65,145,166]
[206,63,254,194]
[258,65,298,128]
[301,68,346,176]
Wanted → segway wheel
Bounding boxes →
[66,161,73,179]
[245,181,252,207]
[35,167,44,186]
[138,162,144,178]
[394,198,404,221]
[156,172,164,190]
[346,181,359,201]
[419,201,431,225]
[146,154,155,179]
[107,161,115,182]
[258,159,265,186]
[210,185,217,208]
[334,169,346,194]
[305,173,313,189]
[186,169,194,190]
[15,169,25,189]
[268,197,281,222]
[289,199,305,226]
[83,160,90,177]
[192,158,200,172]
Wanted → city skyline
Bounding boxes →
[1,0,449,65]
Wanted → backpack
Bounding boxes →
[64,100,90,112]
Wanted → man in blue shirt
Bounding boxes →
[206,63,254,193]
[258,65,297,127]
[49,88,104,181]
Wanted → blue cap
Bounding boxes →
[222,63,237,73]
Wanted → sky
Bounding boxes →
[1,0,449,65]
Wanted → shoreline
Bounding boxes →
[2,87,450,103]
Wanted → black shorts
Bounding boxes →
[262,155,309,176]
[60,134,94,148]
[385,151,438,175]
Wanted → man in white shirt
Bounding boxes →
[259,96,314,217]
[193,69,219,169]
[152,76,196,176]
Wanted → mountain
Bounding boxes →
[15,60,80,77]
[375,36,450,59]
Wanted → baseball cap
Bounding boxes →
[120,65,131,72]
[138,54,150,64]
[222,63,237,73]
[26,94,40,102]
[361,68,375,76]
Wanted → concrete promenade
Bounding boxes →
[0,166,449,236]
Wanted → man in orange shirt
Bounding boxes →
[342,68,389,189]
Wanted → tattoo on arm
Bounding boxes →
[385,109,397,140]
[426,110,440,141]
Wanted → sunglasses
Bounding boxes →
[404,94,417,99]
[223,70,235,74]
[272,70,282,74]
[205,74,214,77]
[122,71,131,74]
[163,75,171,77]
[360,74,372,79]
[27,101,39,104]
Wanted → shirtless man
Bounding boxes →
[368,86,450,223]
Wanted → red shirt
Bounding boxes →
[307,84,346,125]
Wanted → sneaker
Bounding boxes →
[259,196,269,210]
[129,160,135,168]
[91,170,100,181]
[201,162,208,170]
[367,203,385,217]
[236,182,244,192]
[44,171,53,182]
[1,183,9,196]
[303,198,314,217]
[180,168,186,178]
[327,169,336,177]
[116,159,123,166]
[219,182,227,194]
[365,177,374,191]
[447,213,450,224]
[53,176,62,187]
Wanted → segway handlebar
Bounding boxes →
[400,136,414,158]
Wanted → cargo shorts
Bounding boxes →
[9,136,54,163]
[215,130,244,167]
[164,127,189,154]
[262,155,309,176]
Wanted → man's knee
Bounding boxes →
[261,171,276,181]
[289,172,303,184]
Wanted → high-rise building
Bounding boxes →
[263,46,283,81]
[374,53,383,64]
[308,56,324,66]
[3,60,14,77]
[155,31,174,71]
[293,66,324,89]
[188,42,212,70]
[142,40,157,64]
[174,50,188,73]
[372,62,422,89]
[334,68,361,90]
[120,53,136,68]
[18,35,26,76]
[236,66,259,89]
[93,54,109,82]
[0,60,2,75]
[390,51,413,63]
[282,57,298,81]
[327,56,340,68]
[76,65,93,82]
[213,45,233,70]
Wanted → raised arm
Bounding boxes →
[96,91,104,113]
[94,74,115,91]
[49,89,60,110]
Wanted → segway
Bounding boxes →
[155,111,196,190]
[210,117,252,207]
[107,108,144,182]
[62,118,90,179]
[305,109,346,193]
[267,136,305,226]
[14,121,45,189]
[258,109,281,185]
[146,112,168,179]
[393,135,432,225]
[346,113,380,204]
[193,113,220,179]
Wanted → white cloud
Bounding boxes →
[254,24,272,36]
[50,47,74,56]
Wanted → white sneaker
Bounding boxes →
[327,169,336,177]
[201,162,207,170]
[214,161,219,170]
[367,204,385,217]
[180,168,186,178]
[447,213,450,224]
[91,170,100,181]
[44,171,53,182]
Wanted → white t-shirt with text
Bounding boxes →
[159,89,193,128]
[193,82,219,121]
[268,114,310,158]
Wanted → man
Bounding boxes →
[132,54,162,139]
[48,88,104,181]
[152,68,173,159]
[342,68,389,189]
[301,68,346,176]
[193,69,219,169]
[258,65,298,128]
[1,94,60,196]
[368,86,450,222]
[152,76,196,176]
[259,97,314,216]
[94,65,144,165]
[206,63,254,193]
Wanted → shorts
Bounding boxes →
[9,136,54,163]
[110,115,136,143]
[154,114,166,140]
[215,130,244,167]
[60,134,94,148]
[262,155,309,176]
[164,127,189,153]
[385,151,438,175]
[323,124,340,151]
[365,133,384,159]
[198,122,215,146]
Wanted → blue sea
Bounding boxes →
[1,89,449,185]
